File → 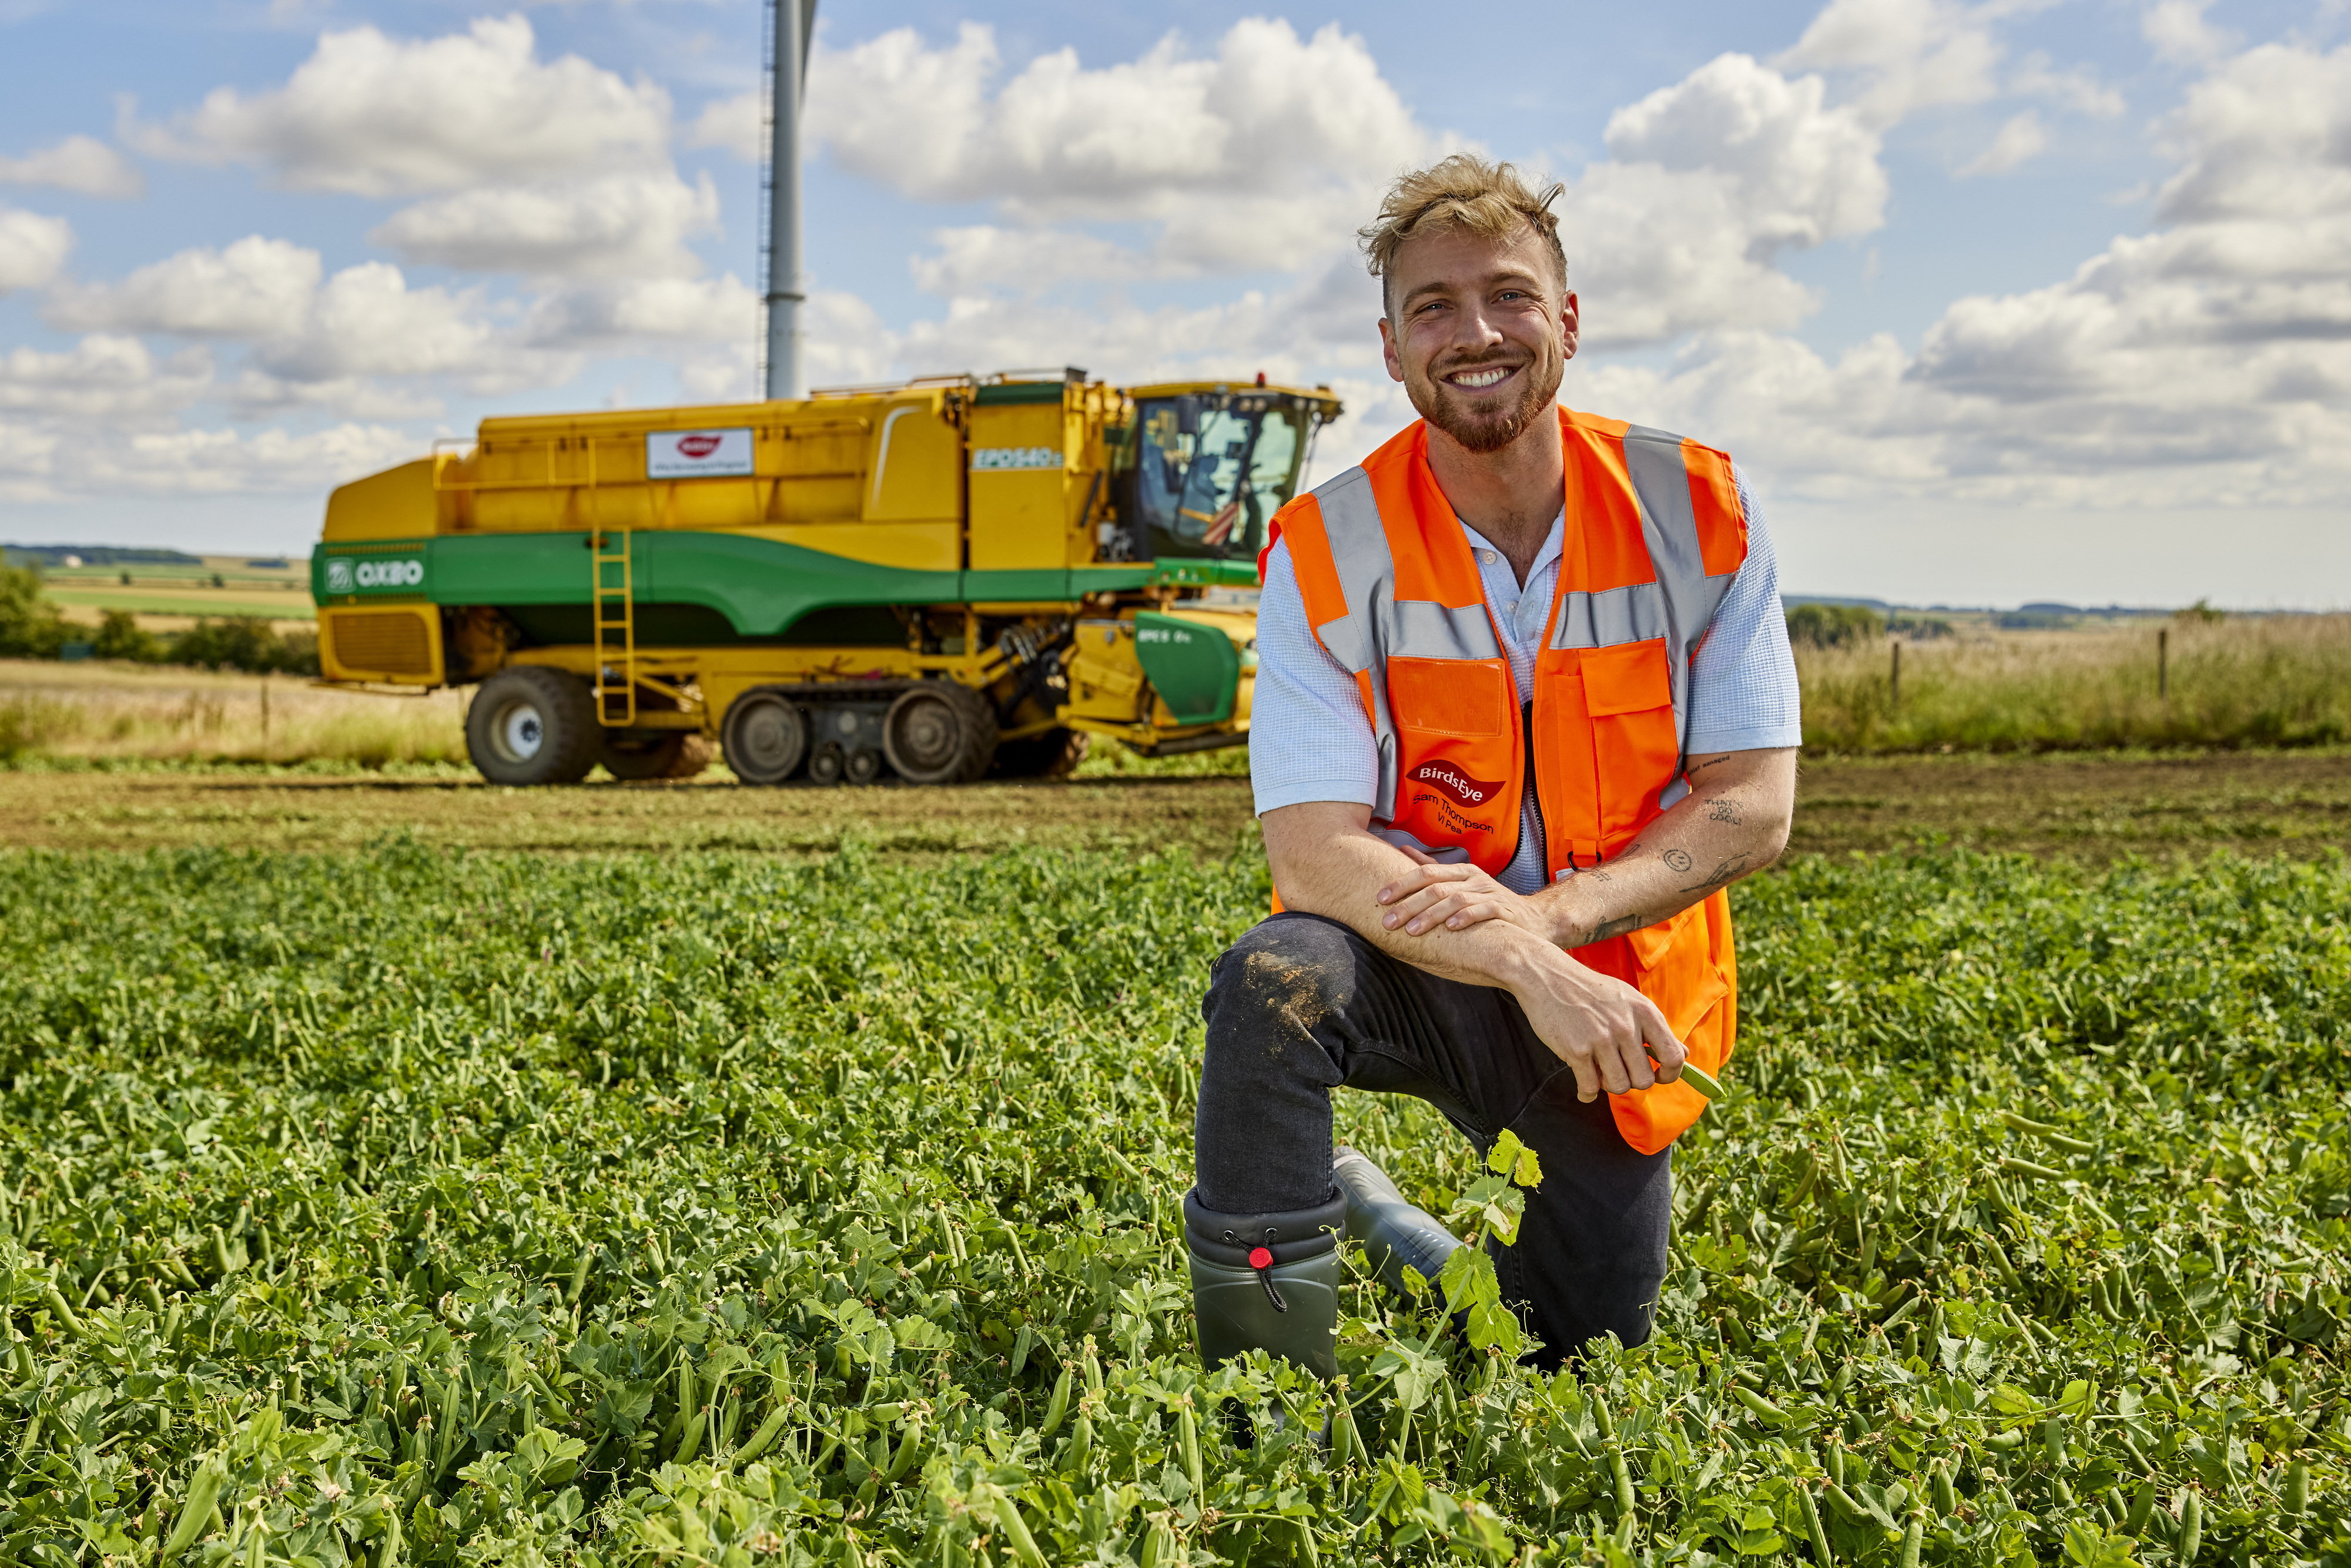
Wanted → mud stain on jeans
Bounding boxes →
[1238,949,1348,1051]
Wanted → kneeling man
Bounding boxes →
[1187,155,1801,1372]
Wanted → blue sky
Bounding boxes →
[1,0,2346,606]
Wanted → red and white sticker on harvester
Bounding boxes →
[647,427,754,479]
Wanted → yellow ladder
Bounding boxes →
[591,528,635,725]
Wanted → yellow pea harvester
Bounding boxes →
[310,370,1339,785]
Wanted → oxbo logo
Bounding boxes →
[329,557,424,593]
[1410,760,1502,809]
[676,434,723,458]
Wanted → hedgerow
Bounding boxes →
[0,839,2343,1565]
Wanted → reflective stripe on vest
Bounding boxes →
[1261,404,1749,1155]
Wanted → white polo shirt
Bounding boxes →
[1249,465,1803,894]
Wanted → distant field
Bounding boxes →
[48,586,315,621]
[1798,614,2351,751]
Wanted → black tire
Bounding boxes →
[991,726,1089,779]
[883,681,998,785]
[465,666,600,786]
[845,748,884,785]
[600,731,714,781]
[721,689,808,785]
[808,743,845,786]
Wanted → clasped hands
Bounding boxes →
[1374,847,1687,1102]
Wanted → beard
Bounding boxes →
[1408,349,1563,455]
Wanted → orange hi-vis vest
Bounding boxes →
[1262,406,1749,1154]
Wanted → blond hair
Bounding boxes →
[1359,153,1567,317]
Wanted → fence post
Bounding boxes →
[2158,627,2169,699]
[1890,640,1901,711]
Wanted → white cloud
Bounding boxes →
[46,235,518,389]
[523,274,761,348]
[0,206,71,293]
[0,335,211,421]
[808,19,1435,279]
[688,90,762,162]
[369,170,722,279]
[128,15,671,196]
[2142,0,2238,67]
[91,423,423,494]
[1554,33,2351,513]
[1958,109,2048,175]
[0,135,143,199]
[1775,0,2021,128]
[2152,41,2351,225]
[49,235,321,337]
[909,227,1149,296]
[2009,53,2125,117]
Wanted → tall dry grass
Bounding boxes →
[0,659,467,767]
[1797,615,2351,752]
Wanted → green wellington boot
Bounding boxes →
[1184,1188,1346,1380]
[1331,1145,1461,1299]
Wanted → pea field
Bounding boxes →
[1,834,2345,1567]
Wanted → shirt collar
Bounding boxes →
[1457,509,1568,584]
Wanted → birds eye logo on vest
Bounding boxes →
[1409,762,1500,808]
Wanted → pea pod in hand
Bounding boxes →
[1647,1050,1723,1100]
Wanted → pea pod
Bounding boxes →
[2177,1491,2202,1564]
[883,1416,925,1483]
[1733,1385,1787,1425]
[1177,1406,1203,1494]
[1897,1515,1921,1568]
[1331,1400,1362,1469]
[2124,1481,2156,1536]
[1798,1486,1833,1567]
[733,1404,793,1465]
[991,1492,1049,1568]
[42,1284,91,1342]
[161,1456,229,1561]
[1930,1460,1957,1516]
[1038,1368,1072,1439]
[2282,1460,2308,1516]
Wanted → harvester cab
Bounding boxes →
[310,370,1340,788]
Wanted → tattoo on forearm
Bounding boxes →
[1662,847,1693,873]
[1705,796,1742,825]
[1678,853,1752,894]
[1589,913,1650,941]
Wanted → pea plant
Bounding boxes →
[0,836,2343,1566]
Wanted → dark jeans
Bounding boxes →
[1195,912,1673,1365]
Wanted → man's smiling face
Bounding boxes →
[1379,222,1578,455]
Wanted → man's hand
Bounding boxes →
[1505,944,1687,1101]
[1376,855,1559,942]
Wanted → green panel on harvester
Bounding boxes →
[1133,611,1241,726]
[423,531,962,637]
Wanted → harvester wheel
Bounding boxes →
[991,727,1089,779]
[883,682,997,785]
[721,689,809,785]
[466,666,600,786]
[600,731,714,781]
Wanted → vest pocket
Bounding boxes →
[1385,657,1520,871]
[1578,640,1680,848]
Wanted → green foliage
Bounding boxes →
[162,617,320,676]
[0,842,2345,1565]
[0,562,67,659]
[92,609,165,664]
[1787,603,1886,648]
